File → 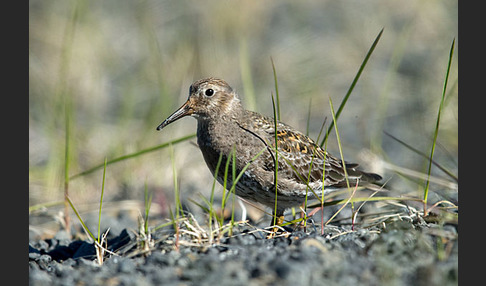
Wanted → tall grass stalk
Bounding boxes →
[65,160,116,264]
[423,38,455,215]
[169,144,184,219]
[143,181,153,237]
[220,148,234,226]
[167,206,179,251]
[306,117,328,232]
[70,133,196,180]
[318,119,328,235]
[190,147,266,235]
[66,196,96,241]
[270,57,282,226]
[137,181,154,253]
[301,114,327,229]
[328,97,353,211]
[301,144,320,230]
[97,158,107,244]
[305,98,312,136]
[59,0,82,237]
[320,28,384,147]
[63,96,72,235]
[271,93,279,226]
[209,153,224,237]
[95,158,109,264]
[230,149,238,234]
[270,57,281,120]
[227,148,267,204]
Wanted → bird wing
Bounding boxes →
[244,111,377,188]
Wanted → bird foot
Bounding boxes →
[266,215,289,239]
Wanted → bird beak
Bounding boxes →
[156,100,193,131]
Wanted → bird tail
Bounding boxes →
[360,171,382,183]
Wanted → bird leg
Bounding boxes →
[266,210,286,239]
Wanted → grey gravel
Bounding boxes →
[29,219,457,285]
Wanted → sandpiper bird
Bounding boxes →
[157,77,382,229]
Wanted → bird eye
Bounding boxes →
[205,89,214,96]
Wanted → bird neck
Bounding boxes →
[219,96,245,120]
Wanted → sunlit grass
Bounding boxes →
[423,38,455,215]
[66,157,114,265]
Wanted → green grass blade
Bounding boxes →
[318,120,328,235]
[153,220,177,232]
[64,95,72,234]
[384,131,458,182]
[167,204,178,235]
[271,93,279,225]
[63,94,71,179]
[328,97,351,191]
[189,195,211,214]
[210,153,224,206]
[302,143,321,227]
[232,147,237,191]
[305,98,312,136]
[97,157,107,243]
[230,147,238,230]
[169,144,184,219]
[320,28,384,147]
[423,38,455,212]
[212,147,267,226]
[270,57,281,120]
[66,196,96,242]
[209,153,224,228]
[70,133,196,180]
[144,181,153,235]
[315,117,328,147]
[328,97,353,213]
[58,0,84,236]
[221,148,233,211]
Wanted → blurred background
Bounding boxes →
[29,0,457,234]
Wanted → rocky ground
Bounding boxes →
[29,205,458,286]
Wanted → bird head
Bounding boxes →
[157,77,240,130]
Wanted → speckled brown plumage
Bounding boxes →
[157,77,382,227]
